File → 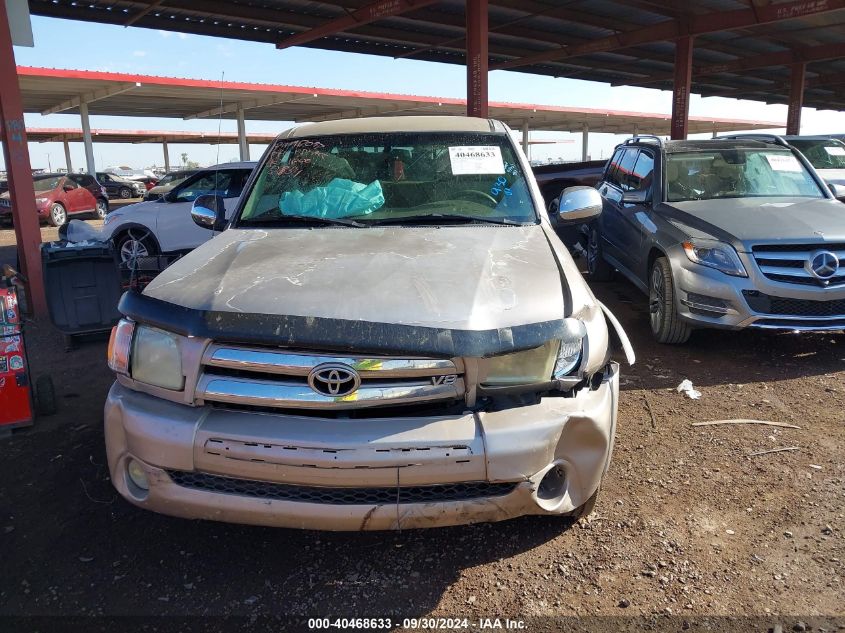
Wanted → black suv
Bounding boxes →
[95,172,144,199]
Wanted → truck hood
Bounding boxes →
[662,197,845,248]
[144,225,566,330]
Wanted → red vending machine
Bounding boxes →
[0,283,34,429]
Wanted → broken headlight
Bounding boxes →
[552,318,587,378]
[482,319,587,386]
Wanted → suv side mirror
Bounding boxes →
[63,184,75,192]
[191,194,227,231]
[557,186,603,225]
[621,188,650,204]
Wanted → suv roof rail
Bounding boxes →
[623,135,663,146]
[714,133,790,147]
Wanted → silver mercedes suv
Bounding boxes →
[104,116,634,531]
[584,135,845,344]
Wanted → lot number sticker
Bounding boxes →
[825,146,845,156]
[764,153,803,172]
[449,146,505,175]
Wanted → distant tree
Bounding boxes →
[181,152,189,166]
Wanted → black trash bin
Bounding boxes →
[41,242,123,338]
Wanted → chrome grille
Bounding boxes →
[196,345,465,410]
[752,244,845,287]
[167,471,516,505]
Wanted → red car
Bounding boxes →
[0,173,108,227]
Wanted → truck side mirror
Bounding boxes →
[557,186,603,225]
[191,194,227,231]
[827,182,845,200]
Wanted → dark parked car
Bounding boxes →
[144,169,199,201]
[0,173,107,226]
[577,135,845,343]
[96,172,145,199]
[533,159,607,209]
[533,159,607,248]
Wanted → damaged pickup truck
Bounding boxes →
[105,116,634,531]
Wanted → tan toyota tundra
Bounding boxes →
[105,116,634,530]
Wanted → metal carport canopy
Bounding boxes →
[18,67,781,135]
[27,0,845,112]
[24,127,278,145]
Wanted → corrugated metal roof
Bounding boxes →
[26,0,845,112]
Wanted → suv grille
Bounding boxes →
[752,244,845,287]
[167,471,516,505]
[743,291,845,317]
[196,345,465,411]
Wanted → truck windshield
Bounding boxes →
[238,132,538,226]
[788,139,845,170]
[666,149,825,202]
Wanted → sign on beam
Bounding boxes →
[6,0,33,47]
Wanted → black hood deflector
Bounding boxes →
[119,291,570,358]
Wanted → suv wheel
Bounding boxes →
[118,187,132,199]
[586,227,613,281]
[48,203,67,227]
[94,199,108,220]
[116,228,157,269]
[649,256,691,344]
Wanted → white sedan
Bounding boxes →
[101,162,256,266]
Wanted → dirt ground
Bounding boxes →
[0,222,842,632]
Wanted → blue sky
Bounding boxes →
[7,15,845,171]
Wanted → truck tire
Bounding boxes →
[570,488,599,521]
[586,227,613,281]
[118,186,132,199]
[35,375,57,416]
[649,256,692,344]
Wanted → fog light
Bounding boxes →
[127,459,149,491]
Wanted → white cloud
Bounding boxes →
[132,50,147,57]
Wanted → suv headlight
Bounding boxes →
[682,239,747,277]
[107,319,184,390]
[483,318,586,386]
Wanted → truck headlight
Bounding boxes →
[553,318,586,378]
[682,239,747,277]
[131,325,185,390]
[483,319,587,386]
[483,341,558,386]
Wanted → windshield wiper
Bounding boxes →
[363,214,530,227]
[240,214,365,228]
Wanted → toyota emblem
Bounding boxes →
[307,363,361,397]
[806,250,839,281]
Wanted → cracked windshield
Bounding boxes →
[239,132,538,226]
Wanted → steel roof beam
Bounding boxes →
[184,94,319,120]
[614,41,845,87]
[493,0,845,71]
[40,82,141,116]
[125,0,166,27]
[276,0,440,50]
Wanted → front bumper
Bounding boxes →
[668,245,845,332]
[104,363,619,531]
